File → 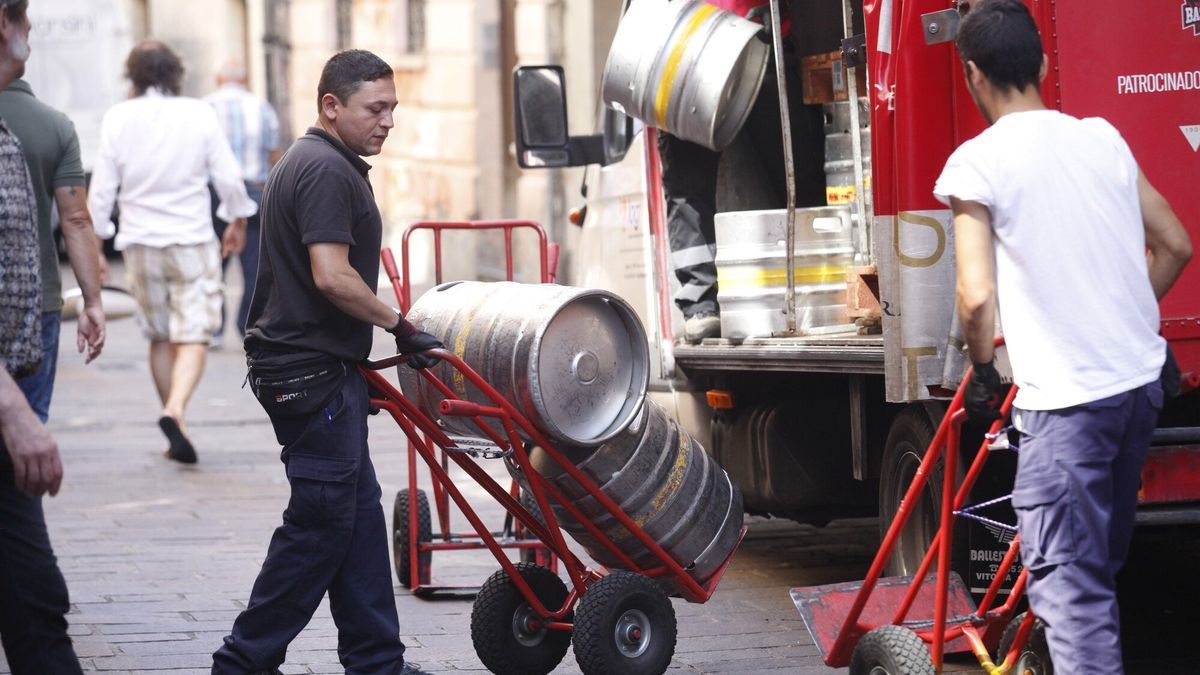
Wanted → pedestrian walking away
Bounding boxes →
[935,2,1192,673]
[87,40,257,464]
[212,48,440,675]
[205,58,283,341]
[0,75,107,418]
[0,0,84,672]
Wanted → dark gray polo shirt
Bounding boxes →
[244,128,382,362]
[0,80,86,313]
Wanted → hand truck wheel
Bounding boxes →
[997,612,1054,675]
[470,562,571,675]
[392,488,431,588]
[848,624,935,675]
[572,570,677,675]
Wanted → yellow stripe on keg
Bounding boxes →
[717,265,849,290]
[654,4,718,130]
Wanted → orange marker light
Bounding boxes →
[706,390,735,409]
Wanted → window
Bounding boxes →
[406,0,425,53]
[336,0,352,50]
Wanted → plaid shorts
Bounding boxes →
[123,241,222,343]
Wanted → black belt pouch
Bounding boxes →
[247,350,347,418]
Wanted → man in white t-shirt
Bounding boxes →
[88,41,257,464]
[933,1,1191,672]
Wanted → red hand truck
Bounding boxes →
[368,219,746,673]
[381,220,561,595]
[791,339,1047,674]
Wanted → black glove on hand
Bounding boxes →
[1161,345,1182,399]
[388,315,443,370]
[964,359,1003,423]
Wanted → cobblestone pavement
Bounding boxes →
[3,274,1199,674]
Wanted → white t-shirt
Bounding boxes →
[88,88,257,250]
[934,110,1164,411]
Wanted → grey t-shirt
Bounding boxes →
[0,80,86,313]
[244,128,382,362]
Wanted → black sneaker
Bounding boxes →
[400,663,433,675]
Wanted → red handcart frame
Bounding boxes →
[357,345,745,671]
[793,339,1043,673]
[360,349,745,605]
[382,220,560,594]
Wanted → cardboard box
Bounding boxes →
[800,50,868,105]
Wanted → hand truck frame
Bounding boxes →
[381,219,561,595]
[792,339,1044,674]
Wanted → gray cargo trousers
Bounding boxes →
[1012,380,1162,675]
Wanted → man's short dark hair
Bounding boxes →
[956,0,1044,93]
[317,49,393,111]
[125,40,184,96]
[2,0,28,22]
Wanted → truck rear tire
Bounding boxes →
[879,408,942,577]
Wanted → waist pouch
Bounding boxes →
[247,350,347,418]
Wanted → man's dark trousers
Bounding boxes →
[212,182,263,336]
[212,368,406,674]
[1,313,82,675]
[0,453,83,675]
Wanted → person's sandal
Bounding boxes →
[158,415,198,464]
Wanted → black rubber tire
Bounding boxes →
[572,571,677,675]
[996,612,1054,675]
[849,624,936,675]
[879,407,973,582]
[393,488,431,588]
[470,563,572,675]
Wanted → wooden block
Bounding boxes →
[800,50,869,105]
[846,265,881,319]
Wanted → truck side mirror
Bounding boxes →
[512,65,630,169]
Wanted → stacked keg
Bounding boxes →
[398,281,744,584]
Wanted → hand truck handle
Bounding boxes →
[439,399,488,417]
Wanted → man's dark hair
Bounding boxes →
[956,0,1044,93]
[2,0,27,21]
[317,49,393,111]
[125,40,185,96]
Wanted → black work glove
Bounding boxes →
[964,359,1003,423]
[1161,345,1182,399]
[745,5,773,44]
[388,314,443,370]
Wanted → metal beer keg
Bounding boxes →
[714,206,855,338]
[823,97,871,209]
[514,400,744,584]
[397,281,650,447]
[601,0,769,151]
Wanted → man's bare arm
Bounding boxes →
[0,368,62,497]
[309,242,400,330]
[1139,170,1192,300]
[951,197,998,365]
[55,184,106,363]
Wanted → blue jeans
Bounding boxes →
[213,182,263,336]
[1013,382,1162,675]
[212,368,405,674]
[1,312,80,674]
[16,311,61,422]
